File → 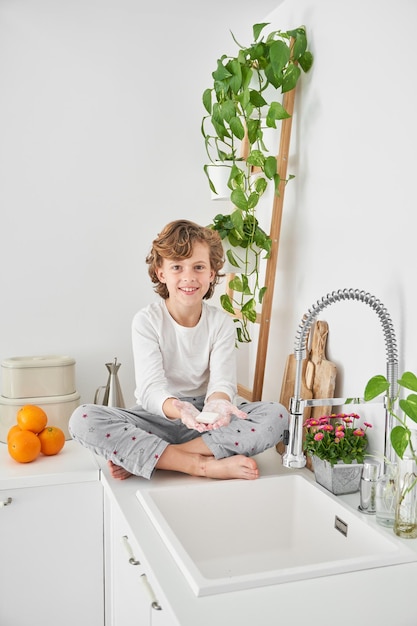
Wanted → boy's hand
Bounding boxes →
[172,400,211,432]
[202,399,247,429]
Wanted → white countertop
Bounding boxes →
[0,439,100,489]
[2,440,416,625]
[98,447,417,626]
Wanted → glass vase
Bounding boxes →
[394,455,417,539]
[375,463,398,528]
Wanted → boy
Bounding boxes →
[69,220,288,480]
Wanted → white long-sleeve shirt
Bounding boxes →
[131,299,238,417]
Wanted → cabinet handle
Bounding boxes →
[0,497,12,508]
[121,535,141,565]
[140,574,162,611]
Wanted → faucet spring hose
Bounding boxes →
[293,289,398,396]
[284,288,399,468]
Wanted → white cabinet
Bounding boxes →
[104,492,179,626]
[0,479,104,626]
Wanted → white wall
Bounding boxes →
[1,0,415,459]
[262,0,417,455]
[0,0,280,405]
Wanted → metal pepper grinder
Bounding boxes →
[94,357,125,408]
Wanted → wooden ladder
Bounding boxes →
[232,84,297,401]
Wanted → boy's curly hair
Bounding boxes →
[146,220,225,300]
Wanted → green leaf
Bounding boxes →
[228,163,245,190]
[253,23,269,42]
[212,58,232,82]
[230,208,244,233]
[291,30,307,59]
[254,176,268,195]
[259,286,267,304]
[269,40,290,77]
[211,118,230,142]
[227,58,243,93]
[273,172,281,194]
[391,425,410,459]
[220,100,237,123]
[246,149,265,168]
[241,274,251,293]
[267,101,291,127]
[364,375,389,401]
[246,118,260,145]
[264,63,282,89]
[282,62,301,92]
[220,293,235,315]
[264,155,277,179]
[225,249,240,268]
[229,115,245,140]
[230,188,248,211]
[242,298,257,322]
[247,191,259,210]
[202,89,212,114]
[399,371,417,392]
[299,50,314,73]
[228,275,244,292]
[249,90,268,108]
[203,164,218,195]
[400,395,417,424]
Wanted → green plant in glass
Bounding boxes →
[364,371,417,460]
[365,371,417,537]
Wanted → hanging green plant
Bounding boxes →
[202,22,313,342]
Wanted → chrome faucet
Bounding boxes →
[282,288,399,469]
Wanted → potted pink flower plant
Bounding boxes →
[303,413,372,495]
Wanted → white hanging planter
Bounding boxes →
[222,239,260,274]
[260,123,280,155]
[207,161,246,201]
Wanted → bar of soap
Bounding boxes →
[196,412,219,424]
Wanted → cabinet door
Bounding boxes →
[0,481,104,626]
[104,496,179,626]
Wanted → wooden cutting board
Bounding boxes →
[279,352,314,416]
[308,320,337,419]
[277,321,337,462]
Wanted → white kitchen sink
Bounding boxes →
[136,472,417,596]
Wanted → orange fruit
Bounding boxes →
[7,424,22,442]
[17,405,48,434]
[8,430,41,463]
[38,426,65,456]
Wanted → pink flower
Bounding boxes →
[364,422,373,429]
[322,424,334,432]
[304,418,320,428]
[353,428,365,437]
[314,432,324,441]
[336,430,345,438]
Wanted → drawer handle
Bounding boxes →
[140,574,162,611]
[121,535,141,565]
[0,497,12,508]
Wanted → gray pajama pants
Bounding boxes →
[69,397,288,480]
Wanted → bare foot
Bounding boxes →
[108,460,133,480]
[156,446,259,480]
[202,455,259,480]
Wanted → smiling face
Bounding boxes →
[156,241,215,320]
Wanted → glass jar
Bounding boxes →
[394,452,417,539]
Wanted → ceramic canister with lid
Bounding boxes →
[1,355,76,398]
